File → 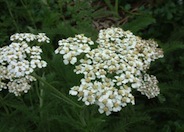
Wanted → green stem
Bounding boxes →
[20,0,37,29]
[29,90,34,108]
[5,1,19,31]
[0,96,10,115]
[104,0,119,17]
[39,85,44,119]
[115,0,119,16]
[33,73,83,109]
[40,88,43,109]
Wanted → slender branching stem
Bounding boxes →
[33,73,83,109]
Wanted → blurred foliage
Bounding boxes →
[0,0,184,131]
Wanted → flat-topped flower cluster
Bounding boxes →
[0,33,49,96]
[55,27,164,115]
[55,34,94,65]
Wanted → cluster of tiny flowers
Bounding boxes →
[10,33,50,43]
[55,34,94,65]
[0,33,49,96]
[69,79,134,115]
[137,74,160,99]
[55,27,164,115]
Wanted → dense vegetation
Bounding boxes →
[0,0,184,131]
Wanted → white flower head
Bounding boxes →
[0,33,50,96]
[55,34,94,65]
[55,27,164,116]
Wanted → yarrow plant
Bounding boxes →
[55,27,164,115]
[0,28,163,115]
[0,33,49,96]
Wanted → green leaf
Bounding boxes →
[123,15,156,33]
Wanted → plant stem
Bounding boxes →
[0,96,10,115]
[39,87,44,119]
[115,0,119,16]
[33,73,83,109]
[5,1,19,31]
[20,0,37,29]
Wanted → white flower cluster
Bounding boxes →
[55,27,164,115]
[0,33,49,96]
[55,34,94,65]
[69,80,135,115]
[138,74,160,99]
[10,33,50,43]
